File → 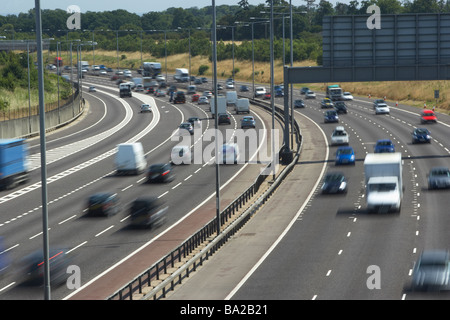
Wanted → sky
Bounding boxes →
[2,0,347,15]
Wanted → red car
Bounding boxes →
[191,94,200,102]
[420,110,437,124]
[264,92,271,100]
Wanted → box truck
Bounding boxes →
[114,142,147,175]
[226,91,238,106]
[235,98,250,114]
[364,152,403,213]
[0,139,29,190]
[174,68,189,82]
[210,96,227,118]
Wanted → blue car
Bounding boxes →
[412,128,431,144]
[374,139,395,153]
[335,146,355,165]
[324,110,339,123]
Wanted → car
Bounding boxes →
[179,122,194,135]
[373,99,385,109]
[221,143,240,164]
[375,103,390,114]
[321,172,348,194]
[171,145,191,165]
[154,89,166,97]
[294,99,305,108]
[155,74,165,82]
[88,86,96,92]
[324,110,339,123]
[0,236,11,277]
[174,91,186,104]
[168,85,177,93]
[254,87,266,97]
[216,84,223,91]
[198,96,209,105]
[146,86,155,94]
[428,167,450,190]
[187,117,201,128]
[191,94,200,102]
[146,163,175,183]
[411,250,450,291]
[321,98,334,108]
[128,196,168,228]
[420,109,437,124]
[140,104,152,113]
[135,84,144,92]
[100,70,107,75]
[86,192,120,217]
[240,85,249,92]
[342,92,353,100]
[92,65,100,71]
[334,101,348,114]
[331,126,349,145]
[187,85,197,94]
[275,89,283,97]
[226,82,234,89]
[218,113,231,125]
[194,78,202,84]
[21,248,71,285]
[300,87,310,95]
[263,92,271,100]
[305,90,316,99]
[241,116,256,129]
[412,128,431,144]
[203,91,213,99]
[335,146,355,165]
[201,77,208,83]
[123,70,132,78]
[374,139,395,153]
[159,81,167,88]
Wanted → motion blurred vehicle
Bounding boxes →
[375,103,390,114]
[114,142,147,175]
[179,122,194,135]
[203,91,213,99]
[420,109,437,124]
[373,99,385,109]
[173,91,186,104]
[305,90,316,99]
[300,87,309,94]
[324,110,339,123]
[154,89,166,97]
[411,128,431,144]
[88,86,96,92]
[428,167,450,190]
[21,248,70,286]
[0,236,11,278]
[240,85,249,92]
[374,139,395,153]
[294,99,305,108]
[411,250,450,291]
[226,82,234,89]
[191,94,200,102]
[201,77,208,83]
[187,117,201,128]
[264,92,271,100]
[86,192,120,217]
[221,143,240,164]
[335,146,355,165]
[321,98,334,108]
[129,197,168,228]
[194,78,202,84]
[331,126,349,145]
[275,89,283,97]
[135,84,144,92]
[342,92,353,100]
[155,74,165,82]
[254,87,266,97]
[218,113,231,125]
[171,146,191,165]
[334,101,348,114]
[146,163,175,183]
[140,104,151,113]
[198,96,209,105]
[321,172,348,194]
[241,116,256,129]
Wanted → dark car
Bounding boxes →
[300,87,310,95]
[179,122,194,135]
[374,139,395,153]
[334,101,348,114]
[174,91,186,104]
[0,237,11,277]
[240,85,249,92]
[324,110,339,123]
[321,172,348,194]
[411,250,450,291]
[428,167,450,190]
[86,192,120,217]
[241,116,256,129]
[129,197,168,228]
[218,113,231,125]
[275,89,284,97]
[146,163,175,183]
[412,128,431,144]
[294,99,305,108]
[168,85,177,93]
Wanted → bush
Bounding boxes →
[198,64,209,75]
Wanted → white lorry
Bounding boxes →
[174,68,189,82]
[210,96,227,118]
[114,142,147,175]
[235,98,250,114]
[226,91,238,106]
[364,152,403,213]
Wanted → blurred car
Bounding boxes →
[375,103,390,115]
[179,122,194,135]
[264,92,271,100]
[187,117,201,128]
[420,109,437,124]
[305,90,316,99]
[241,116,256,129]
[300,87,309,95]
[86,192,120,217]
[275,89,283,97]
[240,85,249,92]
[129,196,168,228]
[411,128,431,144]
[373,99,385,109]
[21,248,71,285]
[155,75,165,82]
[140,104,152,113]
[254,87,266,97]
[342,92,353,100]
[321,98,334,108]
[0,236,11,278]
[334,101,348,114]
[374,139,395,153]
[428,167,450,190]
[331,126,349,145]
[335,146,355,165]
[203,91,213,99]
[411,250,450,291]
[198,96,209,105]
[135,84,144,92]
[294,99,305,108]
[88,86,96,92]
[324,110,339,123]
[321,172,348,194]
[218,113,231,125]
[201,77,208,83]
[170,146,191,165]
[221,143,240,164]
[194,78,202,84]
[168,85,177,93]
[191,94,200,102]
[226,82,234,89]
[174,91,186,104]
[146,163,175,183]
[154,89,166,97]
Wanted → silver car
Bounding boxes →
[428,167,450,190]
[411,250,450,291]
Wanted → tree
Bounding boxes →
[238,0,250,9]
[404,0,441,13]
[376,0,404,14]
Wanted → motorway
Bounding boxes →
[0,73,280,299]
[167,87,450,300]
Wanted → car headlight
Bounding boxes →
[426,135,431,139]
[339,182,347,190]
[350,155,355,160]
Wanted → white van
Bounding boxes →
[235,98,250,114]
[221,143,240,164]
[226,91,238,106]
[114,142,147,175]
[254,87,266,97]
[170,145,191,165]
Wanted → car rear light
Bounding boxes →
[161,170,170,176]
